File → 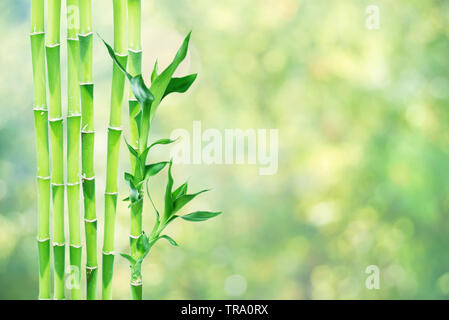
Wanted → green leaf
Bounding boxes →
[163,160,174,220]
[149,137,179,150]
[150,32,192,119]
[151,60,158,82]
[124,172,140,203]
[99,35,132,80]
[158,235,179,246]
[162,74,197,99]
[130,75,154,106]
[172,182,188,200]
[145,161,168,180]
[124,137,138,159]
[181,211,222,222]
[120,253,136,266]
[173,189,210,213]
[134,110,142,137]
[165,215,179,225]
[136,232,150,257]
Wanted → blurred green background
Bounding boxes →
[1,0,449,299]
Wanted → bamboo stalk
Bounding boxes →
[102,0,128,300]
[127,0,142,260]
[66,0,82,300]
[31,0,51,300]
[127,0,142,174]
[79,0,97,300]
[46,0,65,300]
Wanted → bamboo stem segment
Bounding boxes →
[127,0,142,173]
[67,0,82,300]
[79,0,97,300]
[46,0,65,300]
[102,0,128,300]
[127,1,144,299]
[31,0,51,300]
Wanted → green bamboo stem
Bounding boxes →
[66,0,82,300]
[46,0,65,300]
[102,0,128,300]
[31,0,51,300]
[127,0,142,173]
[79,0,97,300]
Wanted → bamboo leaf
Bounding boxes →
[162,74,197,100]
[181,211,222,222]
[163,160,174,219]
[151,60,158,83]
[124,137,138,159]
[145,161,168,180]
[99,35,132,80]
[158,235,179,247]
[173,189,210,213]
[136,232,150,258]
[120,253,136,266]
[124,172,140,203]
[130,75,154,106]
[172,182,188,200]
[150,32,192,118]
[149,137,179,150]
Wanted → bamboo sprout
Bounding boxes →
[79,0,97,300]
[31,0,51,300]
[66,0,82,300]
[46,0,65,300]
[102,0,128,300]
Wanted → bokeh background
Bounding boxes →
[1,0,449,299]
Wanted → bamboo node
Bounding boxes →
[30,31,45,36]
[79,32,94,37]
[82,175,95,181]
[70,244,82,249]
[37,237,50,242]
[67,113,82,118]
[128,48,143,54]
[53,242,65,247]
[49,117,64,122]
[33,107,48,112]
[129,234,141,240]
[108,126,123,132]
[51,183,65,187]
[105,192,119,196]
[103,251,115,256]
[37,176,51,180]
[45,43,61,48]
[84,218,97,223]
[86,266,98,270]
[67,182,81,186]
[131,279,143,286]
